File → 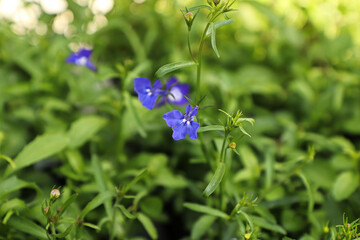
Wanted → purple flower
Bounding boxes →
[66,48,97,72]
[134,77,165,110]
[156,77,190,107]
[163,105,200,140]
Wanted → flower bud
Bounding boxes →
[228,142,236,149]
[244,233,251,239]
[50,189,60,200]
[323,226,329,233]
[184,12,193,23]
[44,206,50,214]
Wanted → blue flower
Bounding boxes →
[156,77,190,107]
[66,48,97,72]
[134,77,166,110]
[163,105,200,140]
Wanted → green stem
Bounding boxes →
[51,224,56,240]
[187,31,197,63]
[195,22,211,103]
[110,197,121,240]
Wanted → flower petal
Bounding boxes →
[163,110,184,127]
[189,105,199,117]
[134,78,151,94]
[66,53,77,64]
[141,93,157,110]
[77,48,92,57]
[167,83,189,105]
[187,121,200,139]
[172,123,187,141]
[166,77,178,90]
[153,80,163,90]
[85,60,97,72]
[186,105,192,115]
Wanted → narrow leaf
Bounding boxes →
[198,125,224,133]
[206,19,234,37]
[83,222,101,231]
[68,116,107,149]
[191,215,217,240]
[7,216,48,239]
[59,193,78,217]
[183,202,229,219]
[80,191,115,219]
[124,169,148,193]
[117,205,137,219]
[0,155,15,169]
[0,199,26,218]
[332,171,359,201]
[252,215,287,234]
[138,213,158,239]
[210,23,220,58]
[5,134,69,176]
[203,162,225,197]
[155,61,196,78]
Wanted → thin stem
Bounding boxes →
[195,22,211,103]
[51,224,56,240]
[187,31,197,63]
[109,197,120,240]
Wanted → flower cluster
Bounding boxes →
[134,77,189,110]
[134,77,199,140]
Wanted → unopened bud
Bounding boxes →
[50,189,60,200]
[323,226,329,233]
[229,142,236,149]
[185,12,193,22]
[244,233,251,239]
[44,206,50,214]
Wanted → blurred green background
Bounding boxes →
[1,0,360,239]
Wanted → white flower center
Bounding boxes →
[146,88,152,95]
[168,87,182,101]
[75,56,88,66]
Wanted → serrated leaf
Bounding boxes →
[155,61,196,78]
[68,116,107,149]
[80,191,115,219]
[138,213,158,239]
[210,22,220,58]
[203,162,225,197]
[332,171,359,201]
[206,19,234,37]
[183,203,229,219]
[197,125,224,133]
[7,216,47,239]
[191,215,217,240]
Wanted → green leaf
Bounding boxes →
[191,215,217,240]
[68,116,107,149]
[183,203,229,219]
[138,213,158,239]
[65,149,84,174]
[80,191,115,219]
[7,216,48,239]
[59,193,78,217]
[252,215,287,234]
[117,204,137,219]
[197,125,224,133]
[239,126,252,138]
[206,19,234,37]
[203,162,225,197]
[0,199,26,218]
[0,176,41,202]
[181,5,212,13]
[155,61,196,78]
[0,155,15,169]
[124,92,147,138]
[124,169,148,193]
[140,197,163,218]
[83,222,101,231]
[5,134,69,176]
[54,224,73,238]
[332,171,359,201]
[210,22,220,58]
